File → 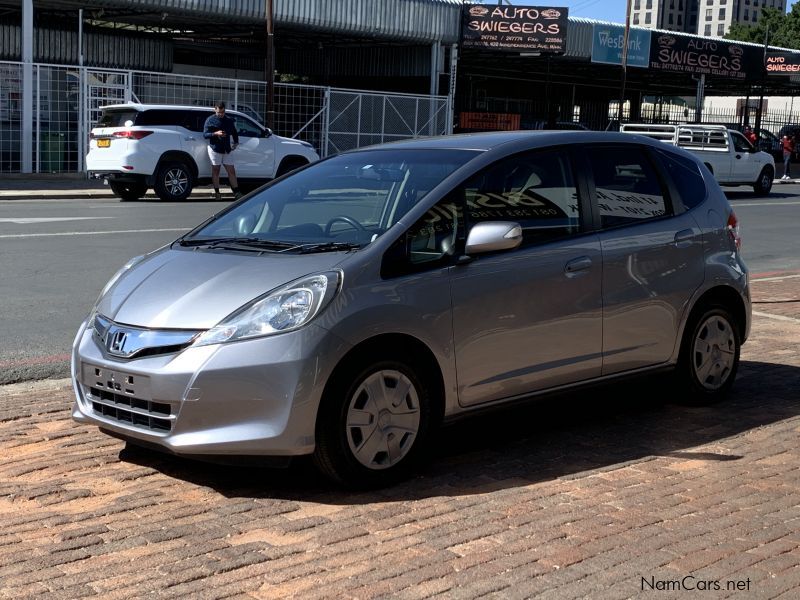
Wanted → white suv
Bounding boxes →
[86,104,319,201]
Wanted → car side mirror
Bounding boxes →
[465,222,523,255]
[263,128,273,138]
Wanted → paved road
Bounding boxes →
[1,187,799,383]
[0,196,228,383]
[0,276,798,598]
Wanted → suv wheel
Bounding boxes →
[753,166,774,195]
[676,305,741,404]
[154,161,193,201]
[275,157,308,178]
[109,180,148,201]
[313,356,435,488]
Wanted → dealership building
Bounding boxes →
[1,0,799,175]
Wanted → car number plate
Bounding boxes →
[97,139,111,148]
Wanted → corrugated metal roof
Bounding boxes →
[1,24,172,70]
[64,0,464,43]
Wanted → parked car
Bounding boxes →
[72,131,750,487]
[86,103,319,201]
[620,123,775,194]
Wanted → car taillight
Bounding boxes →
[727,211,741,251]
[112,130,153,140]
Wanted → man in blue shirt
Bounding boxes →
[203,101,241,199]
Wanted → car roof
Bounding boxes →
[345,130,673,152]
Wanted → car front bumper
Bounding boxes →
[71,319,349,457]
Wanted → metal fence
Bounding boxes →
[0,61,451,175]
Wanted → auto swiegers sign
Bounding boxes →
[461,4,568,54]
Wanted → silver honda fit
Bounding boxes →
[72,131,751,486]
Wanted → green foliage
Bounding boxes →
[725,7,800,50]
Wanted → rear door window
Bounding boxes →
[585,146,671,229]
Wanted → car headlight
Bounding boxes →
[193,271,340,347]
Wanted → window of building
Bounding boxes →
[753,10,758,21]
[704,24,711,35]
[706,8,712,19]
[645,12,652,24]
[680,15,685,25]
[646,0,652,8]
[669,13,674,24]
[633,14,640,24]
[717,23,725,35]
[744,9,749,19]
[634,1,641,9]
[679,0,684,9]
[719,8,726,18]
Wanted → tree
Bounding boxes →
[725,7,800,50]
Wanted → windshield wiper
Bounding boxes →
[178,237,298,251]
[295,241,363,254]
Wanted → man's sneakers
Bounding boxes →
[781,175,792,180]
[214,190,222,200]
[234,192,243,199]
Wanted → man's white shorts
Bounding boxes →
[208,147,235,166]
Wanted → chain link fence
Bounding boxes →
[0,61,450,175]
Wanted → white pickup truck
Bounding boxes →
[620,123,775,195]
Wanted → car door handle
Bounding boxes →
[735,154,742,159]
[184,136,196,141]
[674,229,694,248]
[564,256,592,277]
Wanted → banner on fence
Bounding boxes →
[461,5,568,54]
[459,112,521,131]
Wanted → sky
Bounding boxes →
[527,0,800,25]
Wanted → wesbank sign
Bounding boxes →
[591,24,651,68]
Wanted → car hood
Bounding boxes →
[97,247,347,329]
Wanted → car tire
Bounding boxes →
[675,305,741,405]
[753,166,774,195]
[153,161,193,201]
[109,180,148,201]
[313,356,435,488]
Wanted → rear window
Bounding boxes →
[96,109,139,128]
[655,149,707,210]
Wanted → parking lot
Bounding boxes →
[1,275,798,599]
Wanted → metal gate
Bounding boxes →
[324,90,450,156]
[79,69,132,170]
[1,60,453,174]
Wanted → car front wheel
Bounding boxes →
[313,357,434,487]
[153,161,193,201]
[753,166,774,195]
[676,305,741,404]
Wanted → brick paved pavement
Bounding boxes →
[1,276,798,599]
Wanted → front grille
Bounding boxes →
[89,386,173,432]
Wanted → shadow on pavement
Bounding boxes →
[117,359,800,503]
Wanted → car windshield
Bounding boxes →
[184,148,479,250]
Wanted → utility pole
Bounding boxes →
[265,0,275,129]
[617,0,632,128]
